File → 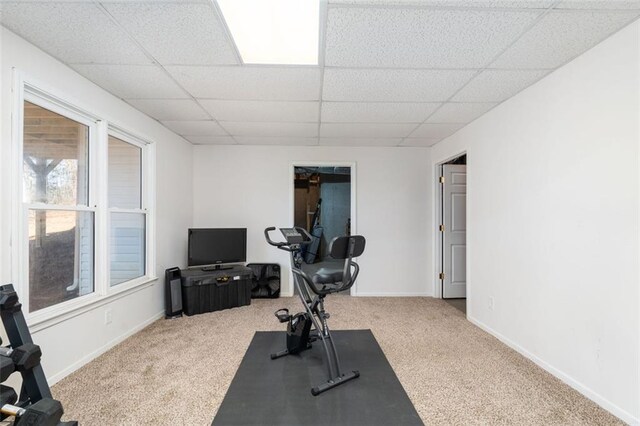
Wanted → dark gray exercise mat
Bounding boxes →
[212,330,424,426]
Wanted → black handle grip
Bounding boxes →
[264,227,286,247]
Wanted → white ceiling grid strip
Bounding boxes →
[312,0,331,145]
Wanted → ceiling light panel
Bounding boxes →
[220,122,319,137]
[200,100,319,122]
[217,0,320,65]
[322,102,441,123]
[127,99,210,121]
[452,69,551,102]
[323,69,476,102]
[320,123,417,138]
[72,65,187,99]
[167,66,321,100]
[492,10,640,69]
[0,4,151,64]
[161,120,228,136]
[427,102,497,123]
[103,4,239,65]
[325,7,541,68]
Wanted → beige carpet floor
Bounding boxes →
[50,297,623,425]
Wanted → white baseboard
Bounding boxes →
[468,316,639,426]
[354,292,430,297]
[281,291,431,297]
[48,310,165,385]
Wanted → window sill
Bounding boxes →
[28,276,158,333]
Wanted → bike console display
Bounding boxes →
[264,227,312,251]
[280,228,305,244]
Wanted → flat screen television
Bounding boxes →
[188,228,247,269]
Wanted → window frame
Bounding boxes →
[106,126,156,294]
[12,73,157,330]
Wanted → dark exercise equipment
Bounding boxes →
[0,284,77,426]
[264,227,366,396]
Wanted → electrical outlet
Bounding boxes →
[105,309,113,325]
[488,297,494,311]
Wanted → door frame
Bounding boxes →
[433,152,467,302]
[289,162,358,296]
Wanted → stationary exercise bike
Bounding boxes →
[264,227,366,396]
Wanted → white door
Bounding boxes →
[441,164,467,299]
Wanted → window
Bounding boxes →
[18,84,155,320]
[23,101,95,312]
[108,134,146,286]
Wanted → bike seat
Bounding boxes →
[312,268,344,285]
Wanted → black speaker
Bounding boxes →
[165,267,183,319]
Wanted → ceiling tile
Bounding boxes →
[328,0,553,6]
[452,69,550,102]
[320,123,417,138]
[0,3,151,64]
[220,122,319,137]
[323,69,476,102]
[325,7,541,68]
[200,100,319,122]
[319,138,402,146]
[167,66,321,100]
[556,0,640,9]
[427,102,497,123]
[400,138,443,147]
[184,136,236,145]
[160,120,227,136]
[321,102,440,123]
[72,65,187,99]
[235,137,318,146]
[492,10,640,69]
[103,3,238,65]
[409,123,466,138]
[127,99,209,121]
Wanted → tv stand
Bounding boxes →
[202,265,233,271]
[180,265,253,316]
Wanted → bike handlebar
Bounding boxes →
[264,227,313,252]
[264,227,286,248]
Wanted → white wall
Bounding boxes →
[0,28,193,384]
[432,21,640,424]
[192,145,432,296]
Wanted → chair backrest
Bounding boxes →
[329,235,366,259]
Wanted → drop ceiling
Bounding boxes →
[1,0,639,147]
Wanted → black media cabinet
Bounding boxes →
[180,266,252,316]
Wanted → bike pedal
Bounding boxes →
[274,308,291,323]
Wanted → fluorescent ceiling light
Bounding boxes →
[217,0,320,65]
